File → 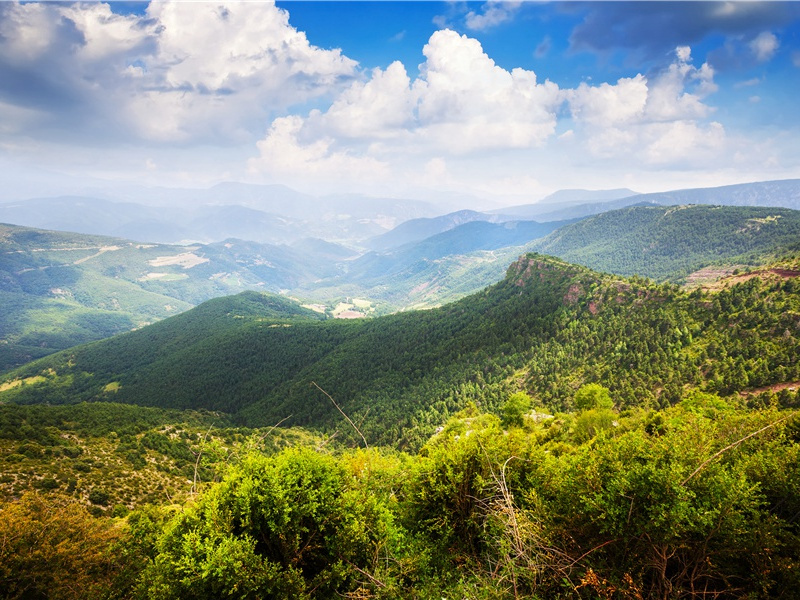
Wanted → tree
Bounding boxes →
[140,448,398,599]
[501,392,533,428]
[574,383,613,411]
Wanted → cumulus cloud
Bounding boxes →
[749,31,779,62]
[250,29,562,182]
[0,1,357,144]
[565,46,723,167]
[248,115,389,184]
[251,31,735,190]
[465,1,522,31]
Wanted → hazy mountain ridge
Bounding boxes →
[495,179,800,222]
[366,209,503,251]
[494,188,638,219]
[0,224,350,371]
[0,184,442,246]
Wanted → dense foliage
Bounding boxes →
[4,253,799,451]
[0,402,324,511]
[3,396,799,599]
[5,204,800,373]
[3,242,800,598]
[532,205,800,281]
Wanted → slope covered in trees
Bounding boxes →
[3,252,799,449]
[0,224,346,372]
[531,204,800,281]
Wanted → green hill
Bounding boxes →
[0,224,347,372]
[4,253,799,449]
[531,204,800,281]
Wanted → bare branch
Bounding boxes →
[311,381,368,448]
[191,424,214,496]
[682,413,794,486]
[258,414,293,443]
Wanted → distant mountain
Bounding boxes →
[0,196,183,240]
[627,178,800,210]
[353,219,569,284]
[494,188,637,220]
[531,204,800,280]
[289,238,359,261]
[526,197,661,222]
[0,224,347,371]
[0,184,444,246]
[305,218,572,308]
[512,179,800,223]
[366,210,501,251]
[0,196,300,244]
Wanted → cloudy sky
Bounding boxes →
[2,1,800,205]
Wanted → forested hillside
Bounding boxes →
[0,224,348,371]
[532,204,800,280]
[4,252,799,449]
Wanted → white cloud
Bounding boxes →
[566,76,648,127]
[644,46,717,121]
[247,115,389,185]
[734,77,761,88]
[749,31,779,62]
[465,1,522,31]
[644,120,725,165]
[416,30,561,152]
[0,1,357,144]
[2,4,796,201]
[311,61,418,140]
[564,46,724,168]
[250,29,563,184]
[248,36,748,193]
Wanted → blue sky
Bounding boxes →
[2,1,800,206]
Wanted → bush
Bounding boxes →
[140,448,400,599]
[88,489,109,506]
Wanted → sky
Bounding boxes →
[2,1,800,207]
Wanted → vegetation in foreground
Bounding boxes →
[2,392,798,599]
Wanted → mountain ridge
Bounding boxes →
[4,251,799,449]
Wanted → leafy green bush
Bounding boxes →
[140,448,400,599]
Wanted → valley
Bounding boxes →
[2,180,800,600]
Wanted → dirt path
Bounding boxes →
[73,245,121,264]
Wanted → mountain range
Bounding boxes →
[4,196,800,372]
[3,249,799,448]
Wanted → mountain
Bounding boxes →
[305,218,571,308]
[493,188,637,220]
[0,196,184,241]
[366,209,501,251]
[0,183,444,247]
[4,252,799,449]
[0,224,352,371]
[0,196,301,244]
[518,179,800,222]
[531,204,800,281]
[629,178,800,209]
